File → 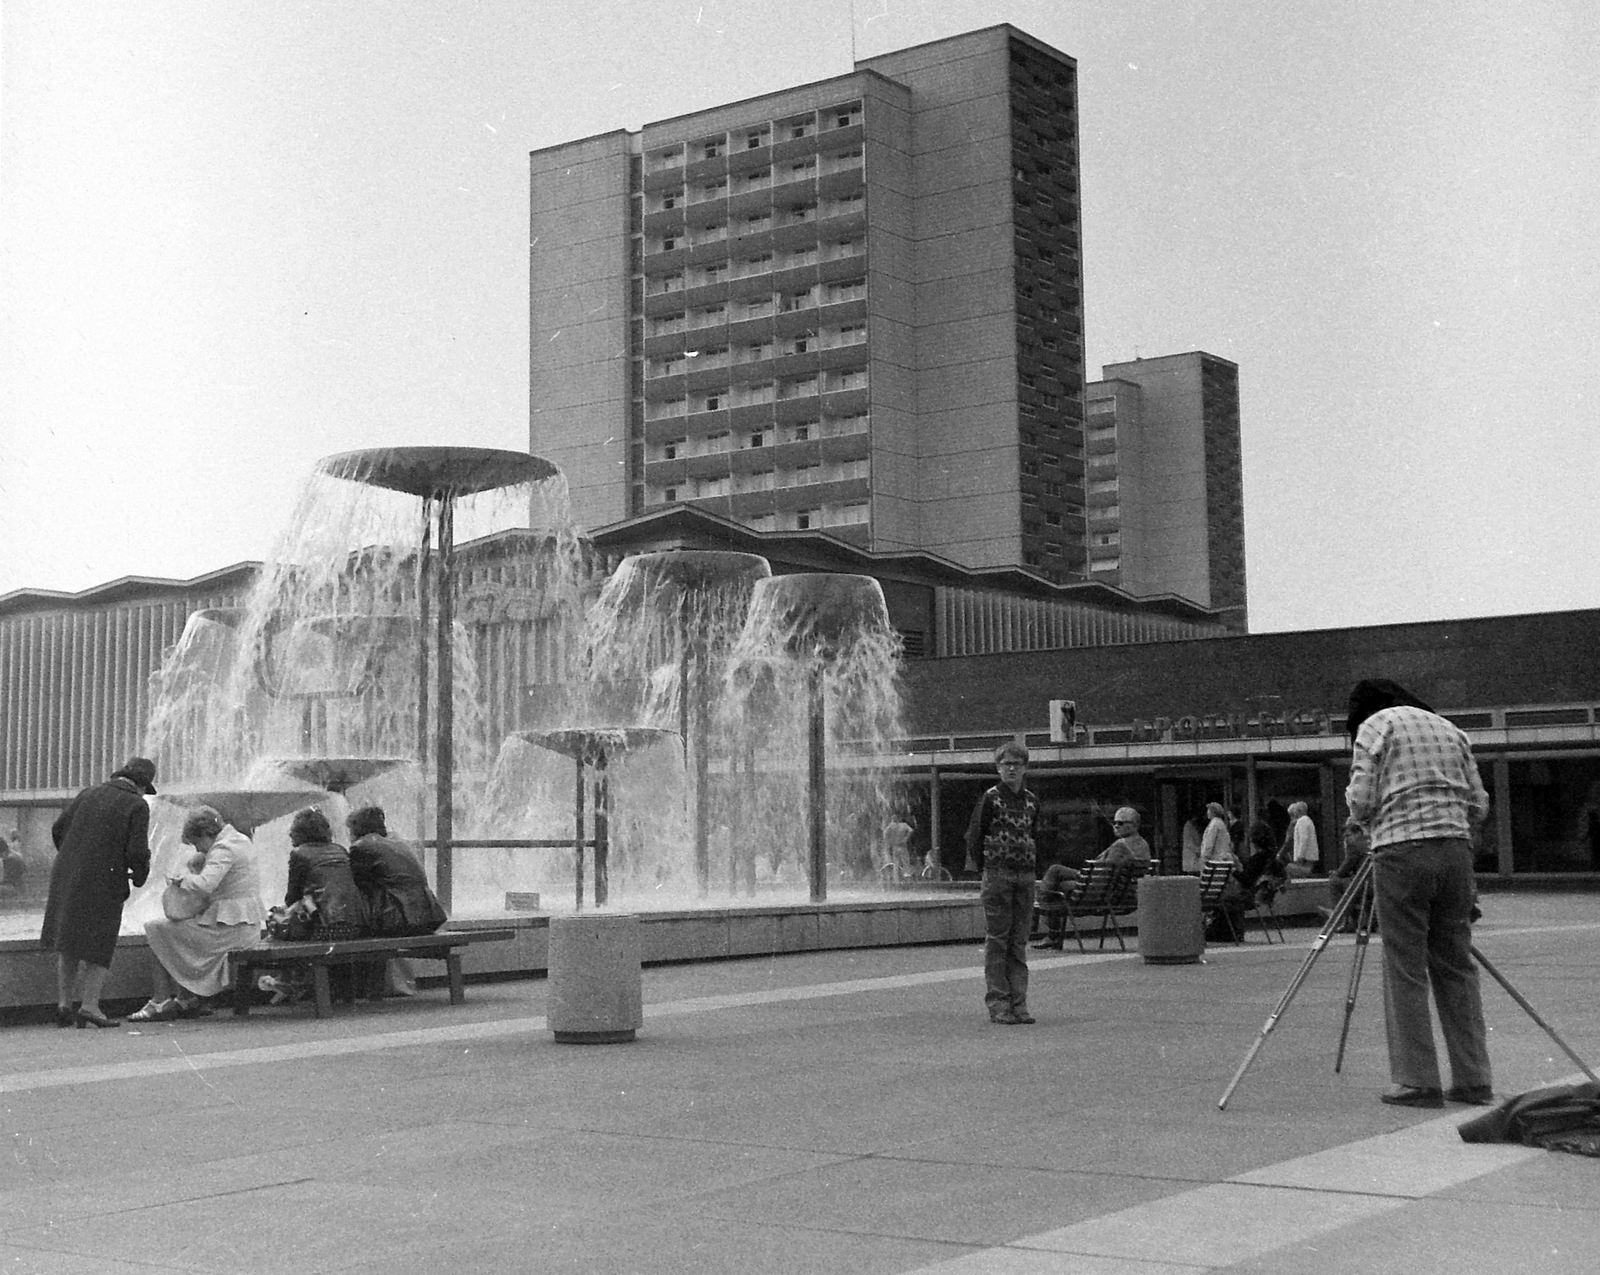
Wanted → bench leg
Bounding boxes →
[311,965,333,1018]
[446,952,465,1005]
[233,960,252,1017]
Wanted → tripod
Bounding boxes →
[1218,855,1597,1110]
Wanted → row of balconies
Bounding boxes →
[640,208,867,275]
[644,182,866,245]
[644,368,869,419]
[642,297,868,360]
[643,238,863,283]
[641,386,870,445]
[643,117,864,178]
[644,153,864,216]
[642,259,867,315]
[645,342,867,394]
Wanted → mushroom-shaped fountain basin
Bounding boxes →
[265,756,411,794]
[159,786,328,834]
[513,727,678,765]
[739,573,893,661]
[606,551,771,608]
[316,446,558,497]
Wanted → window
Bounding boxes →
[824,503,869,526]
[704,432,731,453]
[746,431,767,449]
[795,509,819,530]
[1041,452,1061,469]
[661,191,679,211]
[825,323,866,346]
[748,512,777,531]
[1089,478,1119,494]
[662,438,685,460]
[777,376,817,399]
[822,280,865,304]
[699,394,722,412]
[1021,460,1040,477]
[744,128,768,150]
[779,288,816,313]
[1093,532,1120,546]
[664,487,679,503]
[698,476,729,497]
[739,469,775,493]
[1042,392,1060,410]
[789,422,812,442]
[791,462,822,486]
[700,137,724,160]
[1090,558,1119,572]
[824,368,867,392]
[831,458,868,481]
[659,234,679,252]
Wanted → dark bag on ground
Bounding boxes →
[1458,1081,1600,1157]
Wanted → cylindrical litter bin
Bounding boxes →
[1137,875,1204,964]
[547,913,643,1043]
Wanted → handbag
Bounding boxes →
[264,897,317,941]
[162,880,207,922]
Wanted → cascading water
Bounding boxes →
[136,454,588,925]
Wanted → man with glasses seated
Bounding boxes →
[1032,807,1151,950]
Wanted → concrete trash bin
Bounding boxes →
[1137,875,1204,964]
[547,913,643,1043]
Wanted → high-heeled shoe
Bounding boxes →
[54,1005,76,1028]
[76,1007,120,1029]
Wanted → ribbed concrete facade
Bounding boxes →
[0,572,250,799]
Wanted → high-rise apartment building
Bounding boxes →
[1084,352,1247,629]
[530,25,1088,581]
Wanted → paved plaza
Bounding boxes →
[2,894,1597,1274]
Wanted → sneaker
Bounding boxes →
[1446,1085,1494,1105]
[1380,1085,1444,1108]
[1011,1009,1036,1024]
[989,1010,1020,1025]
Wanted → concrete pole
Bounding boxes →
[416,497,433,854]
[574,754,586,911]
[808,664,827,903]
[434,495,455,915]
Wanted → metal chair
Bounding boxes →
[1199,859,1242,942]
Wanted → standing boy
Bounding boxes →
[964,741,1041,1025]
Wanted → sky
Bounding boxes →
[2,0,1597,632]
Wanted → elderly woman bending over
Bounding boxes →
[129,806,265,1022]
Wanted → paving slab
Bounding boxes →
[0,897,1594,1274]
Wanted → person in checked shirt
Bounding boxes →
[1345,678,1494,1109]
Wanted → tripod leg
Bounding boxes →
[1334,880,1377,1073]
[1471,945,1599,1082]
[1218,857,1376,1109]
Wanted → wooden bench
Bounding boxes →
[230,928,516,1018]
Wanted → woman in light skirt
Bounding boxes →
[128,806,265,1021]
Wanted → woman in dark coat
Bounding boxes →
[40,757,156,1027]
[285,808,369,940]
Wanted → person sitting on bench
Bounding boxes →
[346,805,446,999]
[1032,807,1150,950]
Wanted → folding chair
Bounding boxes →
[1199,859,1242,943]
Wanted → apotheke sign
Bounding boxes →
[1128,709,1335,743]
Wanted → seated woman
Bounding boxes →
[129,806,265,1022]
[285,808,369,940]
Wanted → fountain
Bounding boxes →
[314,447,561,912]
[725,574,904,902]
[581,551,770,895]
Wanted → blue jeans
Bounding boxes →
[981,867,1034,1016]
[1373,838,1491,1092]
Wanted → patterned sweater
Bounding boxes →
[964,783,1041,872]
[1346,705,1489,849]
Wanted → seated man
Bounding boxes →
[346,805,447,998]
[1032,807,1150,950]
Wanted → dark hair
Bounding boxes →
[1346,678,1434,743]
[288,807,332,846]
[346,805,387,840]
[994,740,1029,763]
